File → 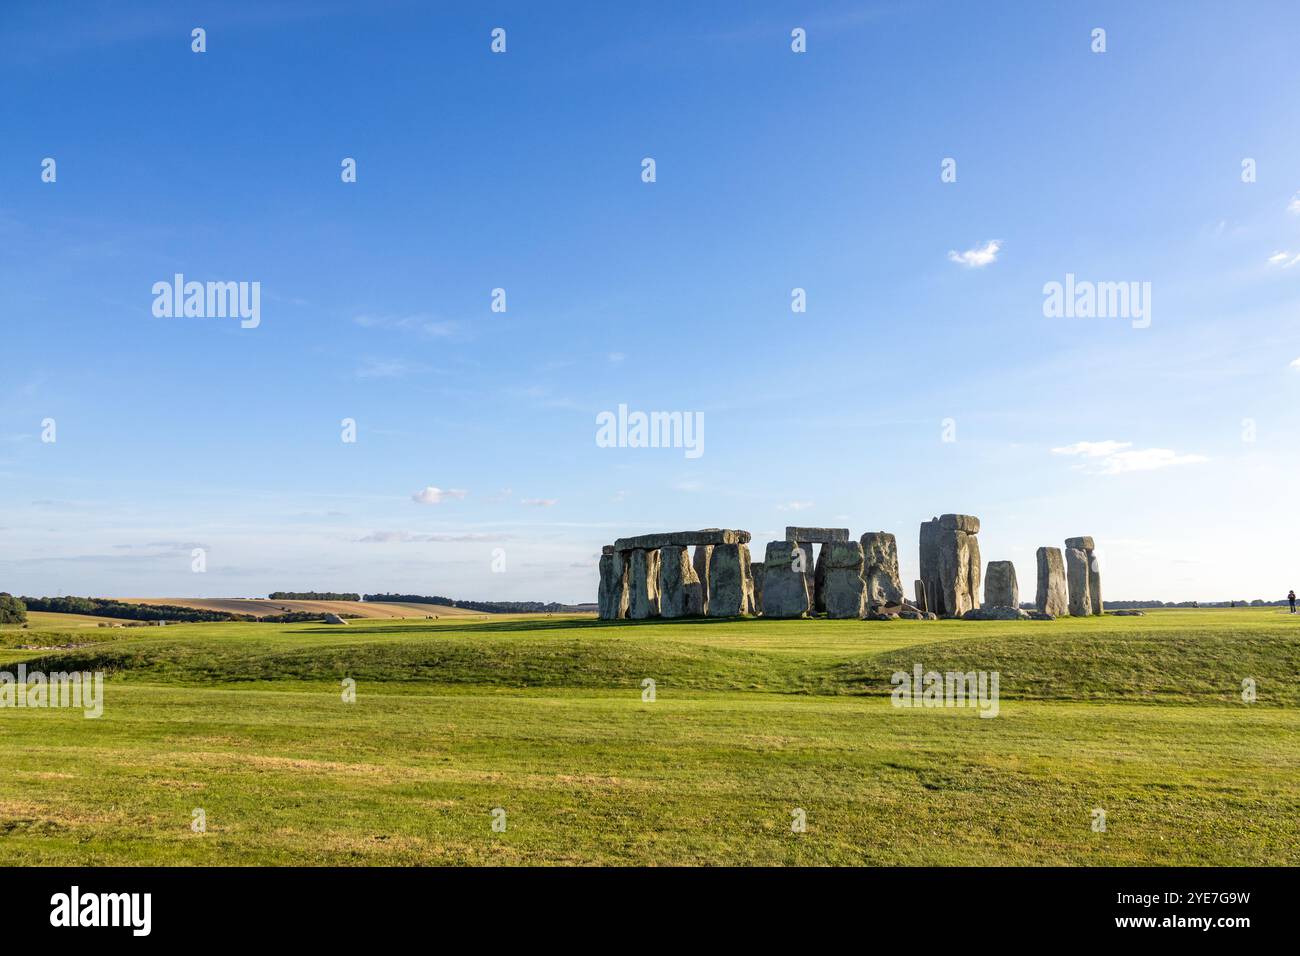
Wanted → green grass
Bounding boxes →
[1,608,1298,865]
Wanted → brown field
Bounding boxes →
[124,598,483,619]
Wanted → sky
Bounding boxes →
[3,0,1300,604]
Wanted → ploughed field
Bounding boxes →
[1,608,1298,865]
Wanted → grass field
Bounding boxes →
[1,608,1298,865]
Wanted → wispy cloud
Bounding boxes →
[1053,440,1207,475]
[1266,250,1300,268]
[777,501,814,511]
[1290,357,1300,370]
[358,531,506,543]
[1288,192,1300,215]
[354,313,458,338]
[411,486,468,505]
[947,239,1000,268]
[520,497,557,507]
[354,357,419,380]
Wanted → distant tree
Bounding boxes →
[267,592,361,601]
[0,592,27,624]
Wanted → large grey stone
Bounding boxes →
[627,548,661,619]
[860,532,904,608]
[785,526,850,543]
[984,560,1018,609]
[914,579,928,613]
[693,545,712,616]
[658,545,699,618]
[921,516,982,617]
[707,543,753,617]
[940,513,981,534]
[761,541,810,618]
[1035,547,1067,617]
[1065,547,1092,617]
[1064,536,1095,552]
[819,541,866,619]
[598,550,629,620]
[614,528,750,552]
[963,605,1029,621]
[1088,551,1103,616]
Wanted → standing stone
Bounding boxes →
[921,514,982,617]
[1066,536,1103,615]
[914,579,928,613]
[860,532,904,609]
[984,560,1019,608]
[820,540,868,619]
[658,545,700,618]
[707,543,753,617]
[750,561,765,614]
[627,548,662,619]
[812,544,829,614]
[693,545,713,616]
[598,548,629,620]
[761,541,810,618]
[1035,547,1067,617]
[1065,547,1092,617]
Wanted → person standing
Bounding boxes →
[1289,590,1297,614]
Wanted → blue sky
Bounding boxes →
[3,0,1300,603]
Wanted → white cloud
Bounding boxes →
[354,357,418,380]
[411,486,468,505]
[520,498,557,507]
[1288,192,1300,215]
[1266,250,1300,267]
[1290,357,1300,370]
[358,531,504,543]
[1098,448,1210,474]
[354,313,457,337]
[947,239,1000,268]
[777,501,814,511]
[1052,440,1133,458]
[608,352,625,363]
[1052,440,1207,475]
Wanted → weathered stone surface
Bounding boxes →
[598,550,629,620]
[939,513,981,534]
[1110,609,1144,616]
[601,545,615,555]
[818,541,866,619]
[750,561,764,614]
[1025,609,1055,621]
[963,605,1029,621]
[614,529,750,552]
[693,545,712,616]
[1064,536,1095,552]
[1035,547,1067,617]
[706,543,753,617]
[761,541,810,618]
[627,548,661,619]
[867,609,900,621]
[658,545,699,618]
[789,541,815,613]
[1088,552,1103,616]
[785,526,850,543]
[984,561,1018,609]
[914,579,928,613]
[1065,547,1092,617]
[860,532,904,608]
[920,517,981,617]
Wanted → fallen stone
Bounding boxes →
[1065,547,1092,617]
[1025,609,1055,621]
[984,560,1018,609]
[1035,547,1068,617]
[860,532,904,607]
[627,548,662,619]
[761,540,810,618]
[1109,609,1144,616]
[962,605,1029,621]
[707,543,753,617]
